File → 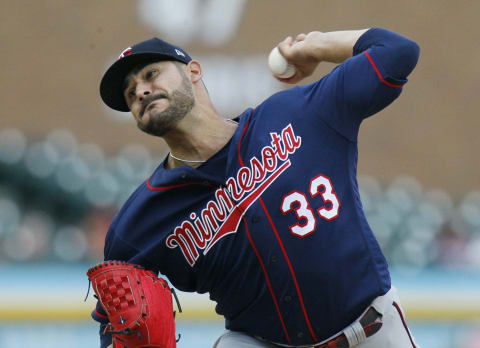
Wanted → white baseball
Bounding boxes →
[268,46,296,78]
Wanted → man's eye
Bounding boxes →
[146,70,157,80]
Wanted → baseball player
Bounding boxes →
[90,27,420,348]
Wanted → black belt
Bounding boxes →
[313,307,382,348]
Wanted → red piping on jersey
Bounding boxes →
[363,51,404,88]
[392,301,417,347]
[237,120,250,167]
[242,216,291,344]
[237,118,318,342]
[94,308,108,319]
[258,198,318,342]
[146,177,217,191]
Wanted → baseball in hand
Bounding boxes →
[268,47,296,78]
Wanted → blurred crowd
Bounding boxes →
[0,127,479,270]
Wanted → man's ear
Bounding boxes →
[186,60,203,83]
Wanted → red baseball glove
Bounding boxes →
[87,261,179,348]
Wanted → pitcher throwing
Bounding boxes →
[90,27,420,348]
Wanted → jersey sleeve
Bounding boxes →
[303,28,420,141]
[91,302,112,348]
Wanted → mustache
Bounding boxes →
[140,92,168,118]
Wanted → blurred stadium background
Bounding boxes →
[1,1,479,347]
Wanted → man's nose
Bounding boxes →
[136,83,151,101]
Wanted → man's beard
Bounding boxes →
[137,78,194,137]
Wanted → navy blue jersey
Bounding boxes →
[92,28,419,347]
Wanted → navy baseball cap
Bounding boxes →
[100,38,192,112]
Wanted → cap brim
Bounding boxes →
[100,53,182,112]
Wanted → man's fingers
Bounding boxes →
[295,33,306,42]
[277,37,293,60]
[282,36,293,45]
[277,33,306,60]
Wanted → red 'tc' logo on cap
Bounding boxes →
[119,47,133,59]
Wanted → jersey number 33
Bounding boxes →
[280,174,340,238]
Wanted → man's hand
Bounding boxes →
[276,29,368,84]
